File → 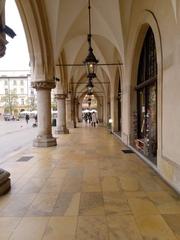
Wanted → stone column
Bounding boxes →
[55,94,69,134]
[75,98,80,122]
[32,81,57,147]
[66,95,73,128]
[72,98,77,128]
[78,101,82,122]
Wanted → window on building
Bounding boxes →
[4,80,8,85]
[20,80,24,86]
[13,88,17,94]
[21,98,24,105]
[135,27,157,165]
[21,88,24,94]
[5,88,8,94]
[13,80,17,86]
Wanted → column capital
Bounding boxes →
[31,81,56,90]
[55,94,67,99]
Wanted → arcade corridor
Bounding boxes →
[0,126,179,240]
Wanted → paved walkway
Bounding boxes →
[0,119,35,137]
[0,126,180,240]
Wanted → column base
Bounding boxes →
[55,127,69,134]
[67,121,74,128]
[0,169,11,195]
[33,136,57,147]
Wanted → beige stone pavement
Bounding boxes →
[0,126,180,240]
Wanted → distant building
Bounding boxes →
[0,70,36,116]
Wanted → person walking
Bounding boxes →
[25,114,29,124]
[91,112,97,127]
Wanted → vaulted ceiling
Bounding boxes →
[42,0,125,97]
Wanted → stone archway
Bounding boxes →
[15,0,56,147]
[129,12,163,165]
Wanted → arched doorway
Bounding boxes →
[134,27,157,164]
[81,94,98,124]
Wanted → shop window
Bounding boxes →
[134,27,157,164]
[117,78,121,133]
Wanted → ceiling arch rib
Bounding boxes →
[61,33,121,84]
[60,2,122,58]
[54,0,87,62]
[74,73,106,97]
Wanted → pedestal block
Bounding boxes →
[0,169,11,195]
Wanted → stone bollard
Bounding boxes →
[0,169,11,195]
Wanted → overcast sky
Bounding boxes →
[0,0,30,71]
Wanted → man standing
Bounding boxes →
[91,112,97,127]
[25,114,29,124]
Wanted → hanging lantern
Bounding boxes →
[83,0,98,78]
[87,76,94,95]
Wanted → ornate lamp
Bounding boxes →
[87,76,94,95]
[83,0,98,78]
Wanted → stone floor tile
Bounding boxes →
[25,193,58,216]
[76,216,108,240]
[107,215,143,240]
[61,177,82,192]
[82,176,101,192]
[66,168,84,178]
[119,176,142,192]
[101,176,120,192]
[152,176,177,193]
[157,201,180,214]
[0,217,21,240]
[53,192,80,216]
[103,192,131,216]
[42,216,77,240]
[139,177,164,192]
[128,197,160,216]
[135,214,177,240]
[9,217,49,240]
[40,178,64,193]
[0,193,36,217]
[163,214,180,239]
[125,191,147,199]
[79,192,105,216]
[49,169,67,178]
[147,191,177,205]
[0,193,12,210]
[100,168,116,177]
[18,177,46,193]
[83,166,99,178]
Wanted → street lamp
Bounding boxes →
[87,76,94,95]
[83,0,98,78]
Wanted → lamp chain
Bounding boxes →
[88,0,92,48]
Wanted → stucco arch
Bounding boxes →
[128,10,163,162]
[15,0,54,81]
